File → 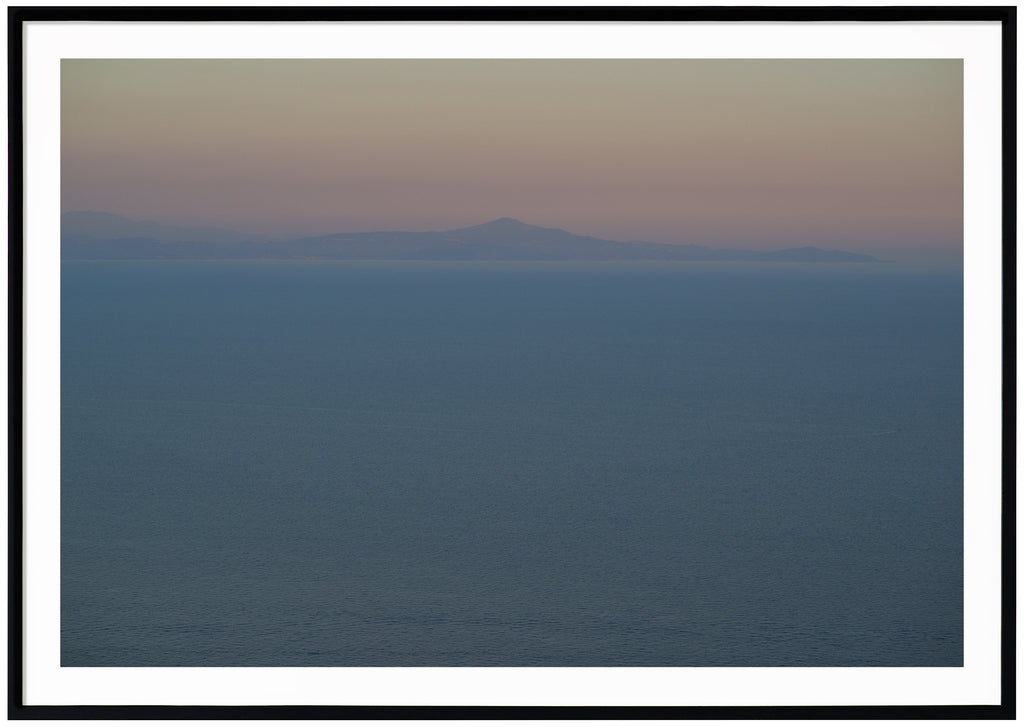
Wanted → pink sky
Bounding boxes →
[62,59,963,262]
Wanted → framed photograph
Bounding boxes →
[10,5,1014,719]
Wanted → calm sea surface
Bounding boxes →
[61,261,963,666]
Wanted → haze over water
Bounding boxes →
[59,56,964,666]
[61,260,962,666]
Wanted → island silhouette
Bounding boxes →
[61,211,879,262]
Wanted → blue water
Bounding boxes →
[61,261,963,666]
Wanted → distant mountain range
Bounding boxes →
[61,212,879,262]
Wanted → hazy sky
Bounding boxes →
[62,59,963,262]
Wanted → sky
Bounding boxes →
[62,59,963,262]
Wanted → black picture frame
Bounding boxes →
[9,5,1015,719]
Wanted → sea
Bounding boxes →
[60,260,963,666]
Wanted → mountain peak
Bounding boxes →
[443,217,551,236]
[446,217,561,234]
[475,217,531,228]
